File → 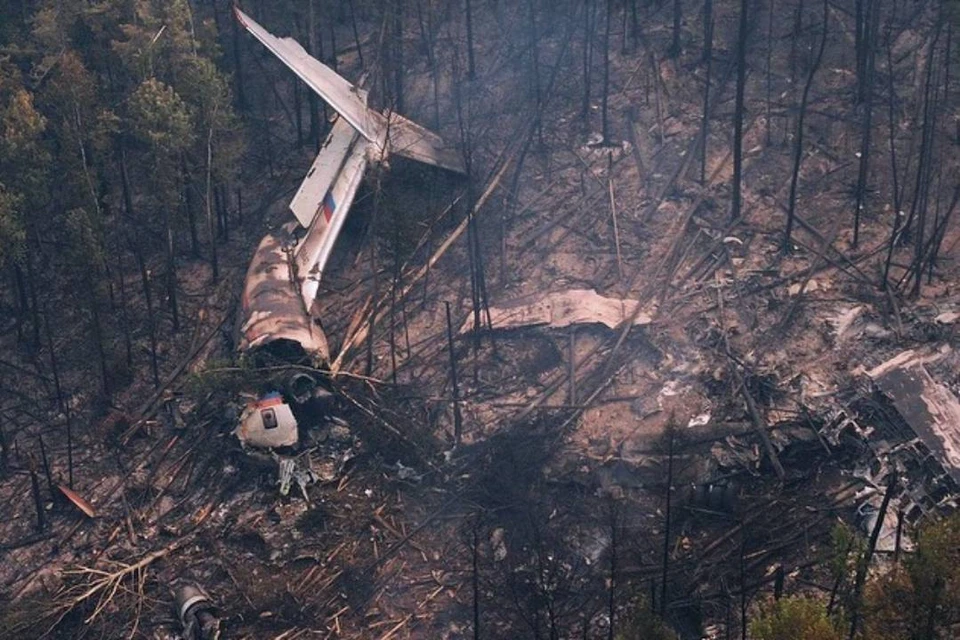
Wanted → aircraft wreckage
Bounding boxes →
[229,10,960,527]
[235,7,464,367]
[232,7,463,450]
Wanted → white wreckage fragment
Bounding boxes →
[866,346,960,482]
[461,289,653,334]
[235,393,299,449]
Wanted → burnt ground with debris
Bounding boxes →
[2,1,960,639]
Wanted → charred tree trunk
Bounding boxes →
[113,242,133,370]
[231,7,247,111]
[660,424,675,617]
[182,154,200,257]
[82,272,110,397]
[24,242,41,351]
[444,301,463,446]
[783,0,829,249]
[852,0,879,248]
[307,0,322,151]
[601,0,613,144]
[907,30,942,297]
[700,7,713,183]
[881,32,902,290]
[702,0,713,62]
[472,517,481,639]
[206,129,219,283]
[164,208,180,332]
[848,474,897,640]
[730,0,749,220]
[293,59,303,146]
[608,501,619,640]
[393,0,405,113]
[349,0,364,67]
[327,3,338,72]
[765,0,774,145]
[582,0,595,126]
[466,0,476,79]
[11,263,28,345]
[528,0,544,145]
[669,0,682,57]
[134,244,160,389]
[788,0,805,132]
[118,141,136,221]
[42,299,64,412]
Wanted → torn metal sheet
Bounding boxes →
[235,393,299,449]
[277,455,317,499]
[461,289,653,333]
[238,225,330,364]
[866,348,960,483]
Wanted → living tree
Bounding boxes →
[863,514,960,639]
[750,597,843,640]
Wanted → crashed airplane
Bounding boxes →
[234,7,464,367]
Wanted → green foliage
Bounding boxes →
[128,77,195,155]
[616,599,678,640]
[1,87,46,152]
[906,512,960,611]
[0,183,25,267]
[863,513,960,639]
[829,521,865,582]
[65,207,105,270]
[0,59,49,201]
[182,357,268,399]
[750,596,843,640]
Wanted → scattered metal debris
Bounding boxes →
[57,484,96,518]
[865,347,960,484]
[277,454,318,500]
[174,582,221,640]
[462,289,653,333]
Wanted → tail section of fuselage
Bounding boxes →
[234,5,463,365]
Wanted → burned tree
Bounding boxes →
[730,0,749,220]
[852,0,880,247]
[783,0,829,250]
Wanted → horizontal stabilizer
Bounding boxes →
[387,113,466,174]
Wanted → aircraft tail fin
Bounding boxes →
[386,113,466,174]
[235,6,464,175]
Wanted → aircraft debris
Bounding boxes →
[490,527,508,562]
[277,455,317,500]
[234,7,464,364]
[865,347,960,483]
[174,582,220,640]
[239,226,330,365]
[687,412,711,428]
[391,461,422,483]
[57,484,96,518]
[462,289,653,334]
[235,393,299,449]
